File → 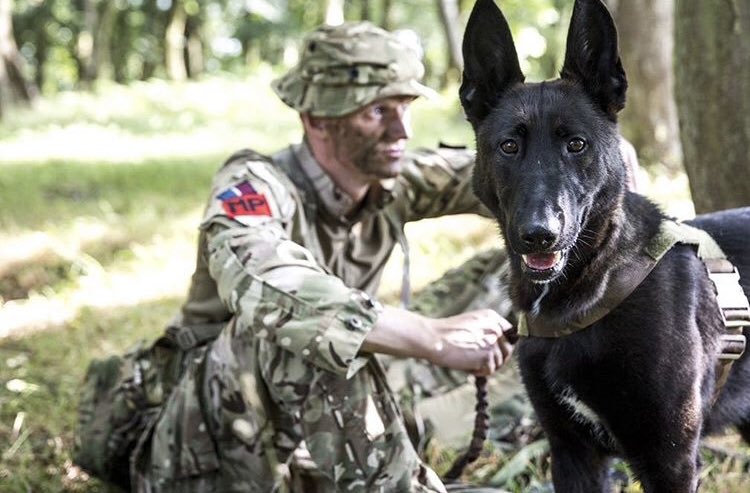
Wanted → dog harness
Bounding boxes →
[518,219,749,398]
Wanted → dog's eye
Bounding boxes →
[567,138,586,153]
[500,140,519,154]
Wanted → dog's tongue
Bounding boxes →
[522,252,560,271]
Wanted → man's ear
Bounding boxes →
[460,0,524,129]
[301,113,329,138]
[560,0,627,120]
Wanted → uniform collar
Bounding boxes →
[291,141,396,223]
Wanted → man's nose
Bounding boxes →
[387,112,411,141]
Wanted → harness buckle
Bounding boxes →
[718,333,746,361]
[708,268,749,311]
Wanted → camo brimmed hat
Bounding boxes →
[272,22,434,117]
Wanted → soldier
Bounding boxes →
[127,21,522,493]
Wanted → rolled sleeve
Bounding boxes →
[206,221,381,377]
[401,148,492,221]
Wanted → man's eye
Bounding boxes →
[500,140,518,154]
[567,137,586,153]
[371,105,386,117]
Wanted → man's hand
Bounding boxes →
[426,309,514,376]
[361,306,515,376]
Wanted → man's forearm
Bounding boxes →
[360,305,435,360]
[361,306,514,376]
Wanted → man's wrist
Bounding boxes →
[361,306,437,360]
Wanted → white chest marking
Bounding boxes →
[557,386,617,449]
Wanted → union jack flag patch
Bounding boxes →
[216,181,272,218]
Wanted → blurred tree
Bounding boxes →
[360,0,371,21]
[140,0,168,80]
[184,1,204,77]
[436,0,462,86]
[674,0,750,213]
[79,0,117,84]
[325,0,344,25]
[165,0,187,80]
[0,0,36,118]
[381,0,393,29]
[605,0,681,171]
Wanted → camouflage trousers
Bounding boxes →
[133,248,526,492]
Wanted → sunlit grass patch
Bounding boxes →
[0,72,302,164]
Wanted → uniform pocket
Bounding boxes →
[147,347,220,479]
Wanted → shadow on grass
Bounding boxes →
[0,297,182,492]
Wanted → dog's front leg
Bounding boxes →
[519,352,612,491]
[547,423,612,493]
[622,439,701,493]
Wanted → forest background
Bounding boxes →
[0,0,749,491]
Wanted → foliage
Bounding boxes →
[9,0,575,96]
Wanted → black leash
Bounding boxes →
[443,375,490,481]
[443,327,518,482]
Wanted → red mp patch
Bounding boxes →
[216,181,272,218]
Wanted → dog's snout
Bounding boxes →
[520,216,561,251]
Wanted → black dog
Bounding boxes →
[461,0,750,491]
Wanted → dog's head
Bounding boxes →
[462,0,629,285]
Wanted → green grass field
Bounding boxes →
[0,74,746,492]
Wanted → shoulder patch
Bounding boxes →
[216,181,272,218]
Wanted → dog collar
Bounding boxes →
[517,219,737,338]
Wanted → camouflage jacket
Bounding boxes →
[172,141,485,377]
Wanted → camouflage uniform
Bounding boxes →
[132,22,519,493]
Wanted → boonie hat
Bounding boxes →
[272,22,434,117]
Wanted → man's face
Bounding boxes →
[325,96,415,179]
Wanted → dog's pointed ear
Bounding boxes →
[560,0,627,120]
[460,0,524,128]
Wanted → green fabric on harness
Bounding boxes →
[644,220,726,263]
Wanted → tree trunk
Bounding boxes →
[381,0,393,30]
[605,0,681,170]
[674,0,750,213]
[111,6,130,83]
[436,0,463,86]
[78,0,98,83]
[165,0,187,81]
[95,0,116,81]
[360,0,371,21]
[185,16,203,78]
[78,0,116,84]
[325,0,344,25]
[0,0,36,118]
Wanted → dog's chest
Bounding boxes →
[556,386,618,450]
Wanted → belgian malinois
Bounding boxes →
[461,0,750,491]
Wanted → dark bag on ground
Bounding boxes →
[73,324,215,489]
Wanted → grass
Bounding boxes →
[0,74,745,492]
[0,300,182,492]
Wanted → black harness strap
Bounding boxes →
[518,219,748,402]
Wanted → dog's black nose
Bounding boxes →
[521,224,559,250]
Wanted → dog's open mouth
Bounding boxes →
[522,251,563,270]
[520,250,568,282]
